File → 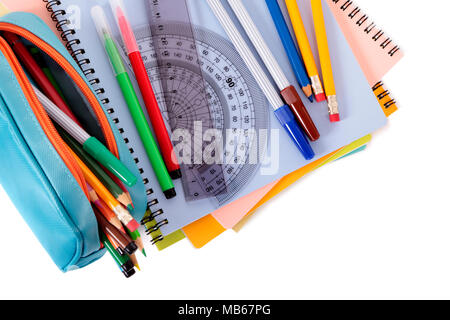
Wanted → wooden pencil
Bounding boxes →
[285,0,325,102]
[311,0,340,122]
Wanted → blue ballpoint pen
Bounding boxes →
[265,0,314,102]
[206,0,315,160]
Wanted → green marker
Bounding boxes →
[58,129,125,201]
[32,85,137,187]
[91,5,176,199]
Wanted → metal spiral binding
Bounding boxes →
[372,81,396,110]
[43,0,166,244]
[330,0,401,57]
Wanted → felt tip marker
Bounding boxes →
[227,0,319,142]
[32,84,137,187]
[206,0,314,160]
[109,0,182,180]
[91,6,176,199]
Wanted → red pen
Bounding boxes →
[3,32,81,126]
[109,0,181,179]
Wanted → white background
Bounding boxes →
[1,0,449,299]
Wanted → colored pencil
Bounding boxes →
[60,128,133,209]
[87,184,125,233]
[107,172,134,210]
[94,207,137,255]
[128,254,141,271]
[206,0,314,160]
[66,147,140,232]
[311,0,340,122]
[28,46,70,104]
[109,0,181,180]
[31,85,137,186]
[126,228,146,257]
[227,0,319,142]
[285,0,326,102]
[101,232,136,278]
[264,0,313,102]
[4,33,80,123]
[91,5,176,199]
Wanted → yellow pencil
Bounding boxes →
[311,0,340,122]
[285,0,325,103]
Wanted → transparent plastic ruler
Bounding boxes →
[120,0,270,205]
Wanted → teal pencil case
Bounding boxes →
[0,12,147,272]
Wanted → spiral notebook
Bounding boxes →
[11,0,387,241]
[183,0,404,247]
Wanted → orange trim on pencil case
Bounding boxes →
[0,23,119,158]
[0,36,88,195]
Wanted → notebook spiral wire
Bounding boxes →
[372,81,396,109]
[330,0,400,56]
[43,0,167,244]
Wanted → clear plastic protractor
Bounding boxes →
[119,23,270,205]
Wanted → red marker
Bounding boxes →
[3,32,81,126]
[109,0,182,179]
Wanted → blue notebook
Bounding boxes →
[45,0,387,236]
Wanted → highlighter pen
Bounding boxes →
[264,0,313,102]
[109,0,181,180]
[227,0,319,142]
[32,84,137,187]
[91,6,176,199]
[206,0,314,160]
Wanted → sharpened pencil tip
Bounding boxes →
[308,96,314,103]
[127,204,134,212]
[142,249,147,257]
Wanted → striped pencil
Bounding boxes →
[227,0,319,142]
[32,85,137,186]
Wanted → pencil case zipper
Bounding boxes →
[0,23,121,198]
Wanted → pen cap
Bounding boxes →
[91,6,127,76]
[274,104,315,160]
[109,0,140,54]
[83,137,137,187]
[281,85,320,141]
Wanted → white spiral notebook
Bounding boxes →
[43,0,387,238]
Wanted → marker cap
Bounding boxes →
[109,0,140,54]
[274,104,315,160]
[83,137,137,187]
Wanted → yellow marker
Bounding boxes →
[285,0,325,103]
[311,0,340,122]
